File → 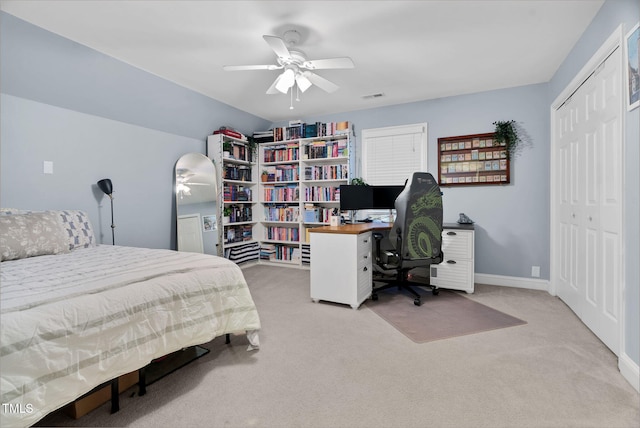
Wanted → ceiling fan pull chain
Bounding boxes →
[290,87,294,110]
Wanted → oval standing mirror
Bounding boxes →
[175,153,218,255]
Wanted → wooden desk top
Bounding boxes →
[308,222,392,235]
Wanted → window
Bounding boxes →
[361,123,428,185]
[360,123,428,221]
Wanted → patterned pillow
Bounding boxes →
[57,210,96,250]
[0,208,31,216]
[0,212,71,261]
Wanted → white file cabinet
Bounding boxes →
[310,227,373,309]
[430,224,475,293]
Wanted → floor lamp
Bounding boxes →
[97,178,115,245]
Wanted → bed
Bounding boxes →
[0,210,261,428]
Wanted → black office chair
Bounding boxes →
[371,172,443,306]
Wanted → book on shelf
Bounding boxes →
[272,121,351,141]
[264,205,300,222]
[213,127,247,141]
[253,130,274,144]
[304,207,318,223]
[223,164,252,181]
[335,121,350,135]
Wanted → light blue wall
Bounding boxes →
[0,13,269,140]
[273,84,550,281]
[0,12,270,249]
[1,94,203,248]
[548,0,639,367]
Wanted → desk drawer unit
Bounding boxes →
[310,231,372,309]
[430,227,475,293]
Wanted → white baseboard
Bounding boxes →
[619,352,640,393]
[474,273,550,292]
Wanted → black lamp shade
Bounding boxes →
[97,179,113,196]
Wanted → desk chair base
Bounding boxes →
[372,271,439,306]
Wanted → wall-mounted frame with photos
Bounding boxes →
[437,132,510,187]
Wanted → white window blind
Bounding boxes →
[361,123,428,185]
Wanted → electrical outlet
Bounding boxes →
[43,161,53,174]
[531,266,540,278]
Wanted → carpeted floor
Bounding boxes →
[36,264,639,428]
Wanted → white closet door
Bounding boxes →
[177,214,204,253]
[553,46,623,354]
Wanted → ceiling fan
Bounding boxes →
[223,30,355,95]
[176,168,210,199]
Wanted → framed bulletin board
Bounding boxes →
[437,132,510,187]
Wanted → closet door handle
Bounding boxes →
[447,231,457,236]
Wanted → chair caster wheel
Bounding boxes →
[371,294,378,301]
[432,288,439,295]
[414,298,421,306]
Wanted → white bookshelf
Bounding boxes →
[258,130,352,267]
[206,134,259,262]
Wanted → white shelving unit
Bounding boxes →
[206,134,259,262]
[258,131,352,267]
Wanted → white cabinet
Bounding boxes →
[310,229,372,309]
[430,224,475,293]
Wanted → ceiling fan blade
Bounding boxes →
[303,57,355,70]
[263,35,292,60]
[223,64,282,71]
[266,74,284,94]
[303,71,339,93]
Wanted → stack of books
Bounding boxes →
[253,130,274,144]
[213,126,247,141]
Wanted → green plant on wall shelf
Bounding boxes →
[493,120,521,160]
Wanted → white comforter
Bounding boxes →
[0,245,261,428]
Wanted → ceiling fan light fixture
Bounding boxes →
[276,67,296,93]
[232,31,354,99]
[177,183,191,194]
[295,73,312,92]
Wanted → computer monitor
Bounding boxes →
[339,185,406,211]
[372,185,405,210]
[339,185,373,211]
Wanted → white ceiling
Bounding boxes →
[1,0,604,122]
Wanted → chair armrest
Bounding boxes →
[373,232,383,263]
